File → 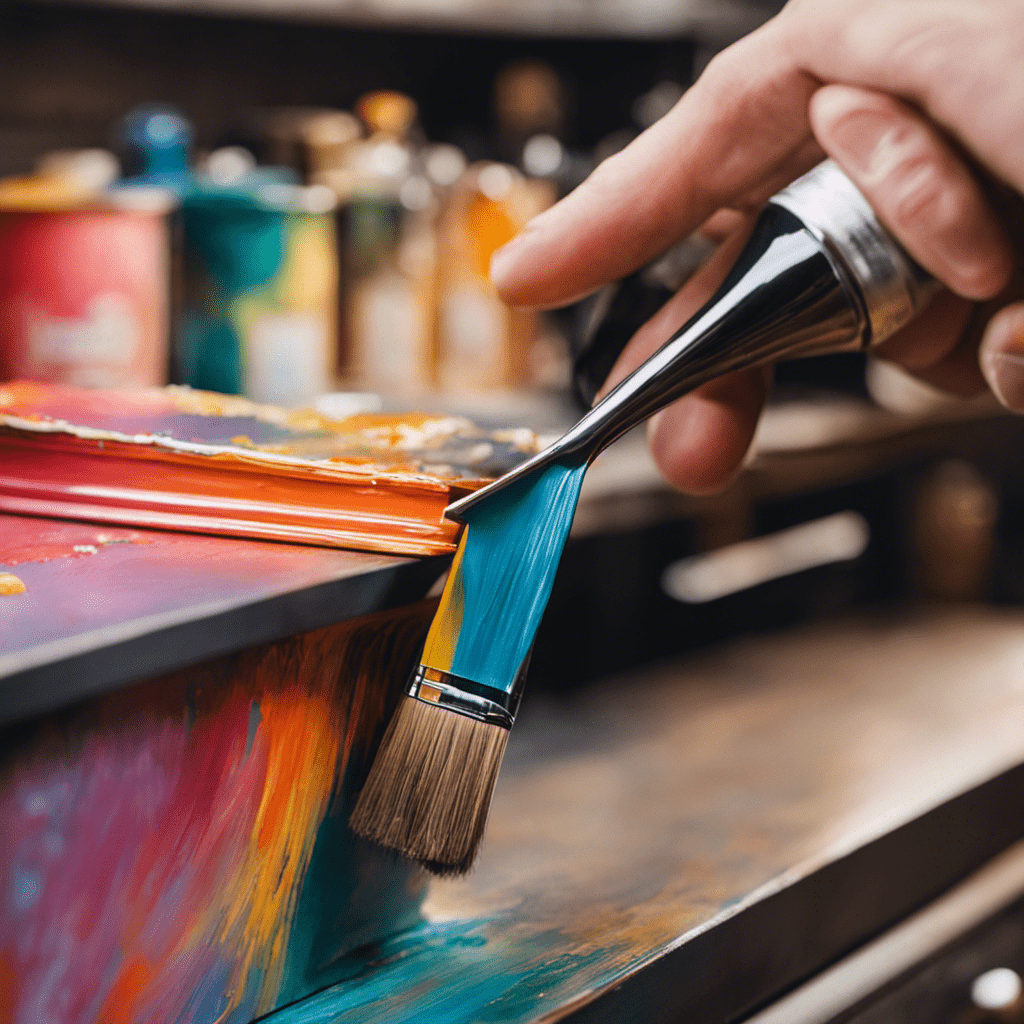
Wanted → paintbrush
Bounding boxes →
[349,159,939,874]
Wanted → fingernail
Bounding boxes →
[986,306,1024,411]
[990,352,1024,411]
[814,93,895,178]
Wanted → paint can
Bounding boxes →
[0,188,174,389]
[177,182,339,407]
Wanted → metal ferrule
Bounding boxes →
[770,159,940,347]
[408,666,521,729]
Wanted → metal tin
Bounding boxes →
[177,184,339,406]
[0,192,173,389]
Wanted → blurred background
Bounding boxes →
[0,0,785,414]
[4,0,1024,693]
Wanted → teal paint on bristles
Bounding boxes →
[422,462,586,689]
[349,459,587,876]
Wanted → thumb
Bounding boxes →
[980,302,1024,412]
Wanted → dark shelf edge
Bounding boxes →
[0,554,448,728]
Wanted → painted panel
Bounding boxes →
[0,602,435,1023]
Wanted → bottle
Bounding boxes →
[117,106,339,405]
[343,92,438,394]
[436,161,549,392]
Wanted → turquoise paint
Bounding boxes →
[450,462,587,694]
[179,311,244,395]
[263,917,620,1024]
[182,204,287,293]
[115,105,311,398]
[278,771,428,1008]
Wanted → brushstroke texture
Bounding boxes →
[0,603,434,1023]
[422,463,587,692]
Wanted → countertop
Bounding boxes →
[0,513,446,724]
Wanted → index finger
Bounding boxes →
[490,20,822,309]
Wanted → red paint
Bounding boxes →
[0,953,17,1024]
[0,210,170,388]
[0,519,150,565]
[94,958,153,1024]
[0,603,435,1023]
[0,435,461,555]
[0,382,509,555]
[0,511,415,664]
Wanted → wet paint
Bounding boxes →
[260,917,639,1024]
[0,434,462,556]
[0,603,434,1023]
[0,511,439,703]
[0,382,538,556]
[422,462,586,692]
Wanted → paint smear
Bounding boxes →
[0,603,434,1024]
[422,462,586,692]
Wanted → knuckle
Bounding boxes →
[887,19,961,94]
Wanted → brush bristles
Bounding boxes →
[349,695,509,876]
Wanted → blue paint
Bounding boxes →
[449,462,587,694]
[182,203,287,293]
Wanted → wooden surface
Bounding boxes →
[267,607,1024,1023]
[0,513,446,724]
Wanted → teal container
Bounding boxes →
[117,107,339,406]
[178,184,338,406]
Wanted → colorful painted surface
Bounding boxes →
[0,513,435,685]
[0,603,435,1023]
[0,383,538,555]
[268,610,1024,1024]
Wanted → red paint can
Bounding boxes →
[0,192,173,388]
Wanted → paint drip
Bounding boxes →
[421,462,587,693]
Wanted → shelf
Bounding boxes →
[20,0,781,39]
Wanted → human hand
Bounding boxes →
[490,0,1024,494]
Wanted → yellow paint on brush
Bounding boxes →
[421,530,468,672]
[0,574,25,595]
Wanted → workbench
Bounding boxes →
[267,606,1024,1023]
[5,503,1024,1022]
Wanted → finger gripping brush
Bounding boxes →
[349,159,939,875]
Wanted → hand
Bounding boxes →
[490,0,1024,494]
